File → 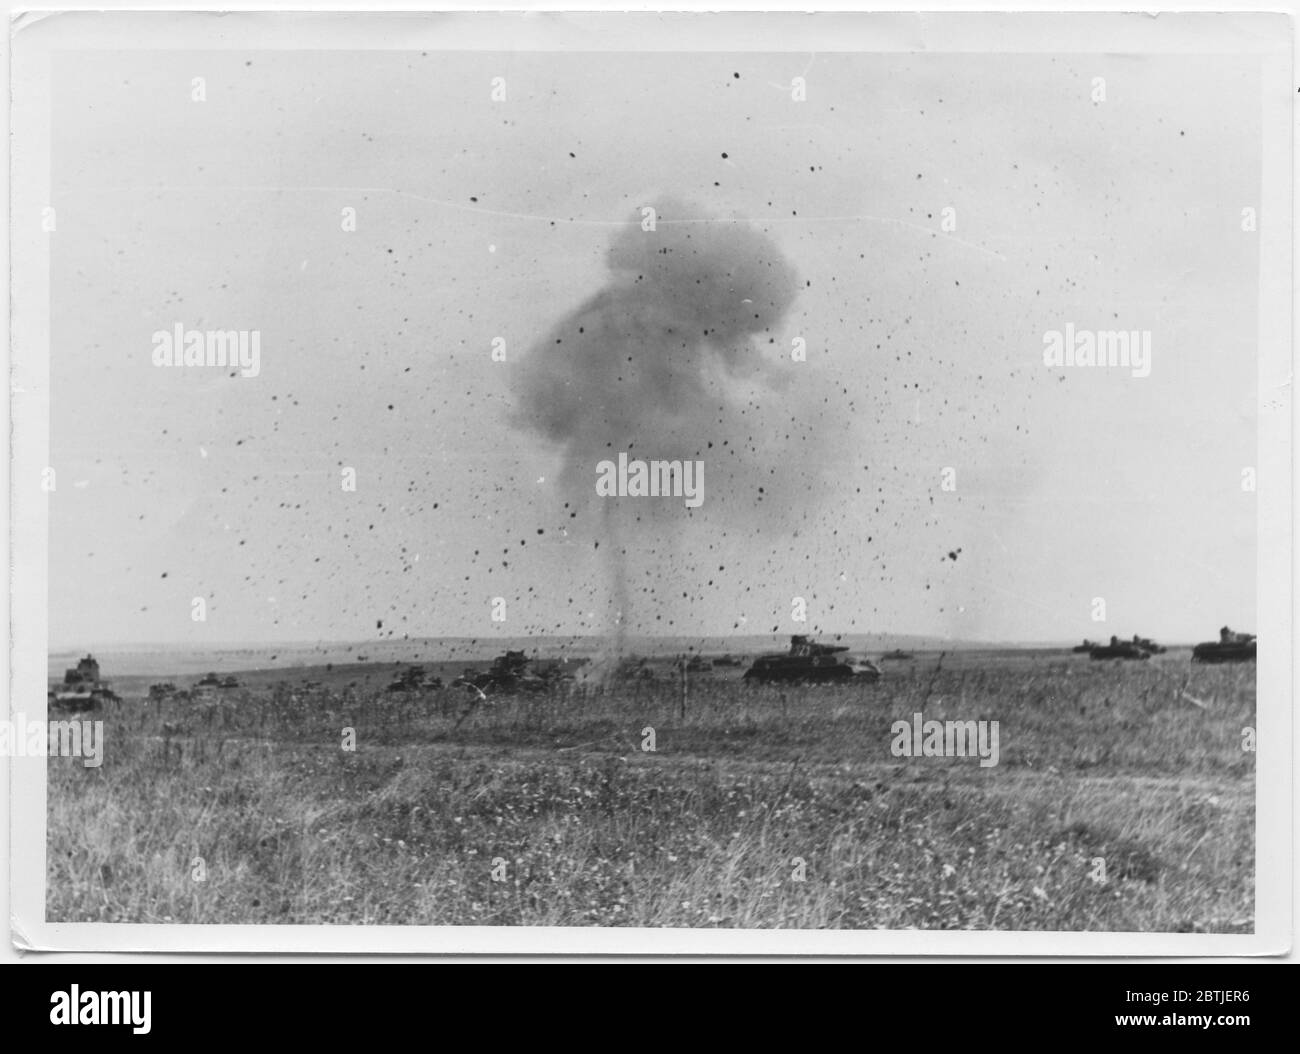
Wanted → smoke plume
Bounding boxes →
[510,197,828,654]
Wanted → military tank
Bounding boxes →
[454,650,576,693]
[386,665,443,693]
[1193,627,1256,664]
[49,654,119,712]
[1088,636,1150,660]
[743,635,872,684]
[454,650,529,692]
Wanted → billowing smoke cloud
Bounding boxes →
[510,197,832,650]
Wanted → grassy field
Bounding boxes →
[46,651,1255,930]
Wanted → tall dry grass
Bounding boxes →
[46,656,1255,929]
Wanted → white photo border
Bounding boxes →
[8,7,1292,956]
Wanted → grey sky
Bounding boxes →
[49,48,1259,646]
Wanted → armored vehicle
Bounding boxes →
[454,651,575,694]
[1088,636,1150,661]
[386,665,443,692]
[49,654,119,711]
[1192,627,1256,664]
[743,635,869,684]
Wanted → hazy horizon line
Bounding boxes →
[49,631,1200,654]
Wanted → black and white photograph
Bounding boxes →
[6,9,1292,957]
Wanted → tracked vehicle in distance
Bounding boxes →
[49,654,119,712]
[1088,636,1150,661]
[1192,627,1257,664]
[744,635,874,684]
